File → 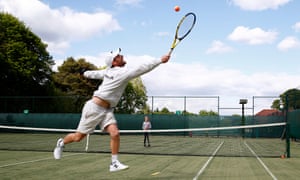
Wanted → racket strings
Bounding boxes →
[177,14,195,39]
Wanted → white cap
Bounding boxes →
[105,48,121,67]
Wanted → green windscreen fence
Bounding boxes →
[0,113,290,157]
[0,113,288,158]
[0,113,81,129]
[0,113,284,131]
[288,109,300,139]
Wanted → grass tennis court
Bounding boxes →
[1,132,300,179]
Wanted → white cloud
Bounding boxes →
[292,22,300,32]
[115,0,143,6]
[154,31,170,37]
[45,41,70,56]
[228,26,278,45]
[143,62,298,113]
[55,52,109,71]
[0,0,121,55]
[143,63,294,97]
[73,53,299,99]
[228,0,292,11]
[277,36,300,51]
[206,40,234,54]
[141,60,299,114]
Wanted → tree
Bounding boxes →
[199,110,219,116]
[115,78,148,114]
[0,13,55,96]
[52,57,101,112]
[53,57,99,96]
[271,88,300,110]
[140,104,151,114]
[153,107,174,114]
[271,99,281,109]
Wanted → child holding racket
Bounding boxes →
[53,48,170,172]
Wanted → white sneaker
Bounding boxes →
[110,160,129,172]
[53,138,64,159]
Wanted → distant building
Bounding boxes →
[255,109,283,116]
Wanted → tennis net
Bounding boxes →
[0,122,287,157]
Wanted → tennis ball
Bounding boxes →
[174,5,180,12]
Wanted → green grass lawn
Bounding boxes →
[1,142,300,180]
[1,132,300,180]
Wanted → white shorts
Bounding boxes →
[77,100,117,134]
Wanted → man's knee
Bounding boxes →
[73,133,86,142]
[106,124,120,139]
[110,129,119,139]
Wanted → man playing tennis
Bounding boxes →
[53,48,170,172]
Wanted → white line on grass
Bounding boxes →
[244,141,277,180]
[193,141,224,180]
[0,153,81,168]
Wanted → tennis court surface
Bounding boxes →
[1,123,300,179]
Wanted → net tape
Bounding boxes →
[0,122,286,133]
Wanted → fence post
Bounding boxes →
[285,94,290,158]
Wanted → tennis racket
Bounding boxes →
[169,12,196,55]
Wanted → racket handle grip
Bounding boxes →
[168,48,174,56]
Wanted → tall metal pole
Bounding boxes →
[285,94,290,158]
[241,103,245,138]
[240,99,247,138]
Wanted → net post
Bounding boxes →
[85,134,90,152]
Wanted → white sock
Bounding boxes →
[112,154,118,163]
[59,138,64,147]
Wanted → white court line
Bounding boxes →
[0,153,80,168]
[193,141,224,180]
[244,141,277,180]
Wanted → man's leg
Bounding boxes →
[54,132,86,159]
[63,132,86,144]
[106,124,129,172]
[106,124,120,155]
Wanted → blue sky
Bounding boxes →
[1,0,299,114]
